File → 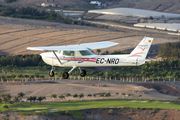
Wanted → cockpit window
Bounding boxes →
[63,51,74,56]
[79,50,94,56]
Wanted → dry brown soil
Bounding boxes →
[0,22,178,56]
[139,83,180,97]
[0,80,178,101]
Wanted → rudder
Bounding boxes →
[129,37,154,60]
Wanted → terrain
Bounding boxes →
[0,80,180,120]
[0,16,179,56]
[0,80,179,101]
[1,107,180,120]
[5,0,180,14]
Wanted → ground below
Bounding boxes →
[138,83,180,97]
[1,108,180,120]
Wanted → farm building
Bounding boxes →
[41,3,57,7]
[90,1,102,6]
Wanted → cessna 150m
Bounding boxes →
[27,37,153,79]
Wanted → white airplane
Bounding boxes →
[27,37,153,79]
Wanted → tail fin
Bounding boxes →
[129,37,154,60]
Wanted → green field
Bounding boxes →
[1,99,180,112]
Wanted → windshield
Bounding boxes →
[79,50,94,56]
[63,51,74,56]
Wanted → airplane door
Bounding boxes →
[74,51,92,67]
[61,51,75,67]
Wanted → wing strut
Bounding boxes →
[52,50,62,65]
[68,66,77,74]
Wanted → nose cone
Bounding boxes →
[40,52,52,57]
[40,52,46,57]
[40,52,53,66]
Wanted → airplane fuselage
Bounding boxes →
[40,52,144,67]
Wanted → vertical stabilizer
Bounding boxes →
[129,37,153,60]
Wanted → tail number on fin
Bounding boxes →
[96,58,119,64]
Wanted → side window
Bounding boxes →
[63,51,74,56]
[79,50,93,56]
[57,50,61,54]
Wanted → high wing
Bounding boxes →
[27,41,118,51]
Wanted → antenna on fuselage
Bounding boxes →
[77,39,82,45]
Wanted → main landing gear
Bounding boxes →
[62,72,69,79]
[48,66,86,79]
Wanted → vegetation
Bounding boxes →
[73,94,78,100]
[0,54,42,67]
[69,111,83,119]
[108,109,113,115]
[0,7,57,20]
[66,93,71,97]
[5,0,17,3]
[3,105,9,109]
[51,94,57,101]
[0,99,180,112]
[87,94,92,97]
[59,95,65,101]
[0,6,105,28]
[151,108,159,114]
[2,42,180,81]
[159,41,180,58]
[105,92,111,97]
[79,93,84,99]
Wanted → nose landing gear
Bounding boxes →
[49,67,55,77]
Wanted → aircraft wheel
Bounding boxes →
[62,72,69,79]
[80,70,86,77]
[49,71,54,77]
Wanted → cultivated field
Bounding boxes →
[0,17,179,56]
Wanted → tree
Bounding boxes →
[4,94,11,103]
[121,92,125,99]
[105,51,109,55]
[18,92,25,99]
[51,94,57,101]
[37,96,43,103]
[73,94,78,100]
[24,75,29,80]
[87,94,92,97]
[66,93,71,97]
[93,94,96,98]
[100,93,104,99]
[105,92,111,97]
[40,75,45,80]
[96,49,101,55]
[79,93,84,99]
[42,96,46,100]
[139,94,142,99]
[32,96,37,103]
[3,105,9,109]
[59,95,65,101]
[13,97,19,104]
[149,16,153,20]
[18,74,24,80]
[0,98,2,103]
[27,96,33,104]
[104,72,109,79]
[1,94,5,100]
[116,92,119,98]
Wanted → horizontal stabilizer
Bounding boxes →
[27,41,119,51]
